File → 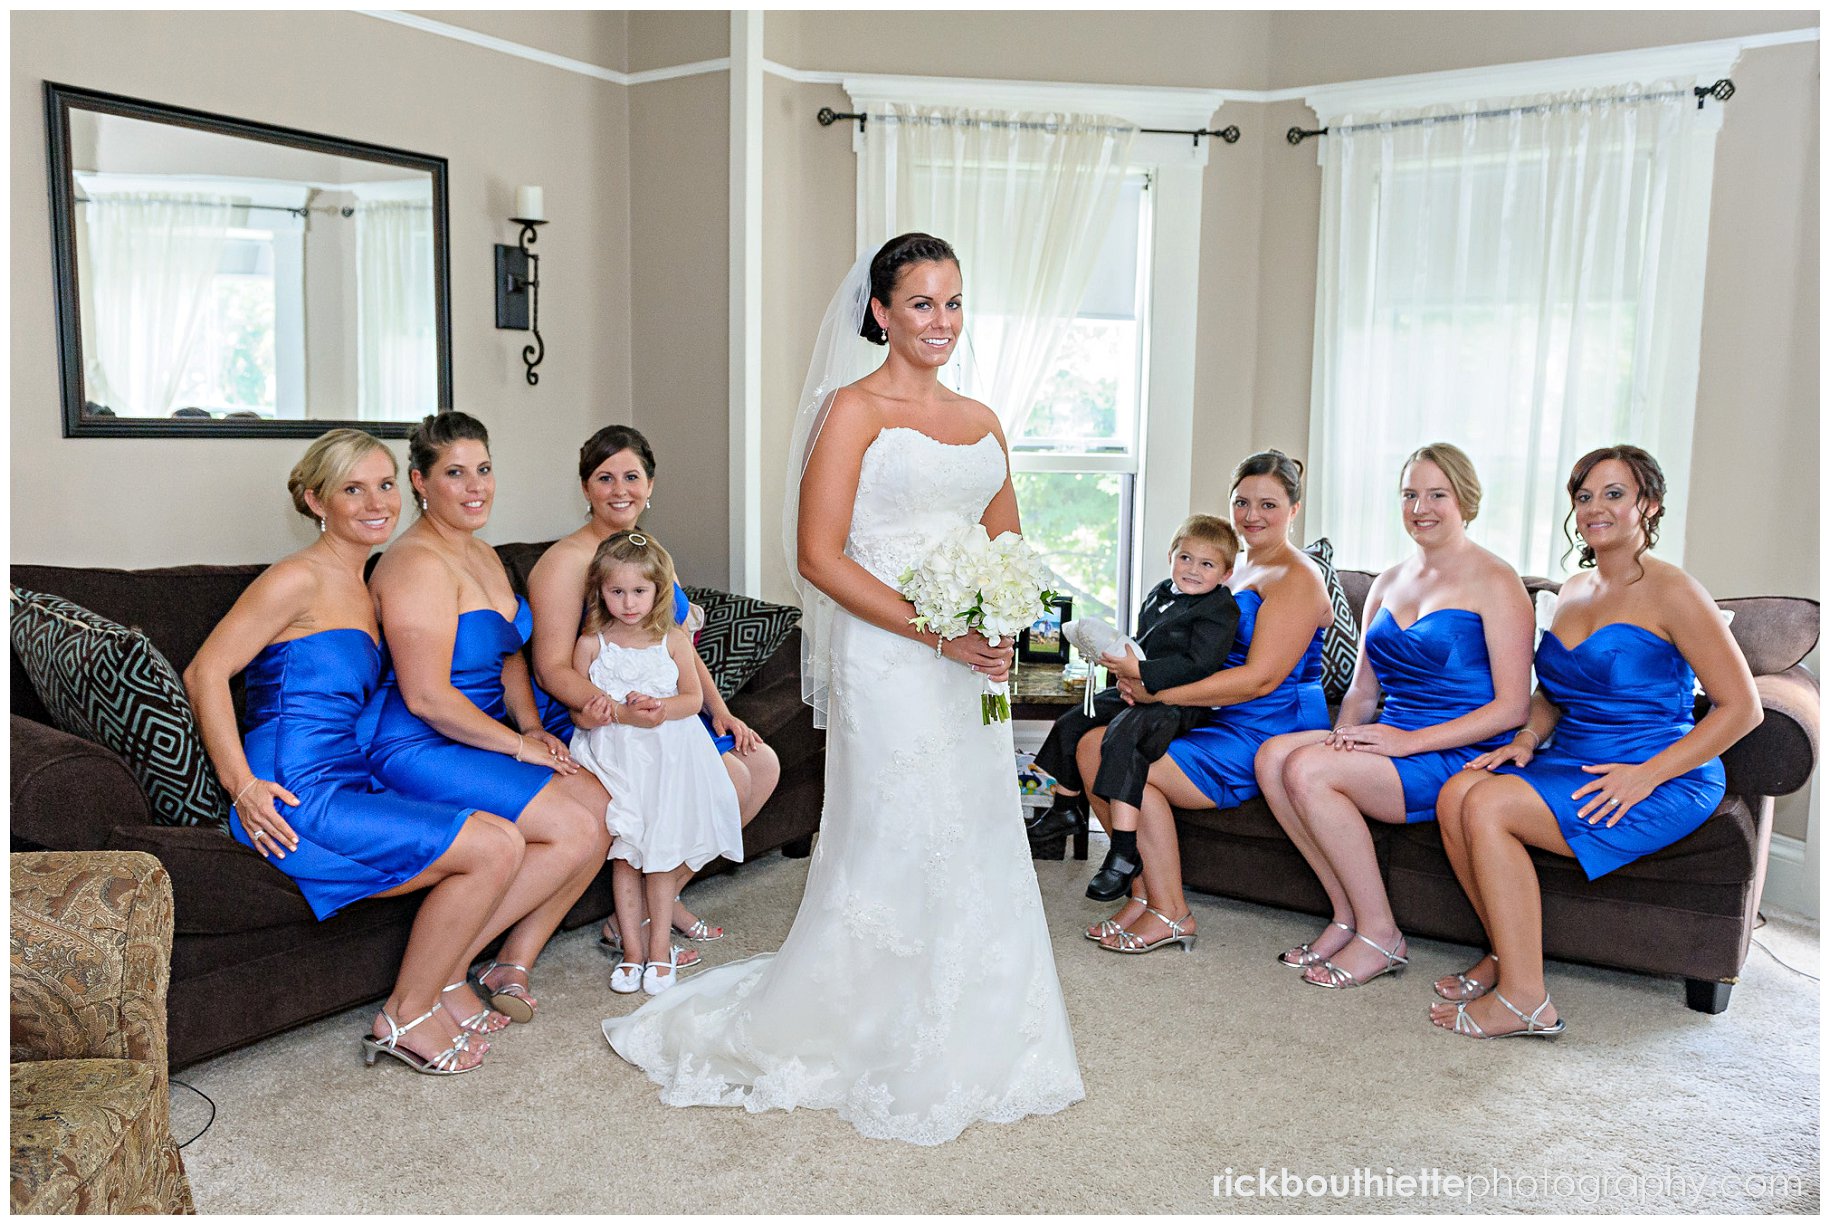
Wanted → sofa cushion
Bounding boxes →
[1300,538,1359,702]
[10,590,228,830]
[105,825,317,934]
[11,563,264,681]
[683,587,801,700]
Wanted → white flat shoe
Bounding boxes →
[609,961,644,995]
[642,950,679,996]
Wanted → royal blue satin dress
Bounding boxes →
[671,581,736,755]
[1166,590,1330,808]
[229,629,470,920]
[1495,623,1725,880]
[365,596,564,821]
[1365,607,1511,822]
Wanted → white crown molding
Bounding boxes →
[358,12,1816,116]
[841,72,1227,129]
[355,10,629,83]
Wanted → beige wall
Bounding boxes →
[626,67,732,585]
[11,9,632,564]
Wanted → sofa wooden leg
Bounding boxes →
[781,835,814,859]
[1685,978,1734,1014]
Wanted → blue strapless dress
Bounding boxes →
[231,629,471,920]
[1496,623,1726,880]
[1166,590,1330,809]
[365,596,562,821]
[1366,607,1511,822]
[672,580,736,755]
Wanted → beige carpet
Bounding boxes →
[175,851,1820,1214]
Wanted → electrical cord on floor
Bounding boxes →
[171,1079,217,1148]
[1750,936,1820,982]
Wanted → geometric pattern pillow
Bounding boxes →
[9,587,231,829]
[1299,538,1360,704]
[682,586,801,701]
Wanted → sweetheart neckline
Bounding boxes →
[1545,621,1673,653]
[1376,606,1482,633]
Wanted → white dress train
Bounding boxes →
[603,427,1085,1145]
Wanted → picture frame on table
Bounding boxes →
[1017,595,1073,664]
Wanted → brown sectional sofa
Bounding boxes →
[10,542,825,1067]
[1170,569,1820,1013]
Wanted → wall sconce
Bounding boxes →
[494,185,546,385]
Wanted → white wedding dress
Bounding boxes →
[603,426,1085,1145]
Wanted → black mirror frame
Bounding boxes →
[44,81,453,439]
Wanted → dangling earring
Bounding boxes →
[645,499,652,511]
[317,517,326,534]
[419,495,428,511]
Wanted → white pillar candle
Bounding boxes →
[514,185,545,221]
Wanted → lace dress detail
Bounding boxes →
[604,427,1085,1145]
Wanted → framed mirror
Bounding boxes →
[45,83,452,438]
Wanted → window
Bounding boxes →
[1009,174,1151,627]
[1306,81,1724,575]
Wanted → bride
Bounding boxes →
[603,233,1084,1144]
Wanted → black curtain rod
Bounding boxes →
[817,107,1240,146]
[1286,78,1735,145]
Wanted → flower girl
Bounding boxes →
[569,531,743,996]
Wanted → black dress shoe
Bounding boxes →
[1026,797,1083,844]
[1085,847,1143,901]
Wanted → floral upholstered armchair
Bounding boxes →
[10,851,195,1214]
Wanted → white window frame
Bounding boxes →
[842,75,1224,622]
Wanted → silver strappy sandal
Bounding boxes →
[474,960,536,1024]
[361,1002,480,1074]
[441,980,509,1035]
[1085,895,1146,942]
[1304,930,1408,989]
[1101,904,1196,954]
[1434,953,1499,1002]
[1280,921,1353,968]
[1448,991,1566,1039]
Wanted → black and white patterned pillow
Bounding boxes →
[682,587,800,700]
[1300,539,1359,703]
[10,587,231,829]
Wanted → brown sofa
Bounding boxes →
[1171,569,1819,1013]
[10,542,825,1067]
[10,850,196,1214]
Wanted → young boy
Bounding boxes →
[1028,515,1241,900]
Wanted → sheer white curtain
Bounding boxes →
[355,194,436,420]
[859,104,1136,435]
[80,193,232,416]
[1306,82,1721,576]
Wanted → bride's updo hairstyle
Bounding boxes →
[1232,449,1305,505]
[578,423,656,483]
[287,428,394,522]
[1562,443,1665,578]
[859,232,959,345]
[582,529,678,641]
[406,411,490,514]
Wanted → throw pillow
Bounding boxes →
[1300,538,1359,703]
[10,587,230,829]
[682,586,801,700]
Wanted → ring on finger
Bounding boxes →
[251,829,269,843]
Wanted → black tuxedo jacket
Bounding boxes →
[1130,578,1241,695]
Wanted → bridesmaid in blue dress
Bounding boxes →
[1431,446,1760,1038]
[526,425,781,953]
[1255,444,1534,989]
[366,412,613,1024]
[1079,451,1334,955]
[185,430,526,1075]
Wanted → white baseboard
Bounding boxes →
[1762,833,1819,920]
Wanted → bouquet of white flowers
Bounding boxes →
[898,524,1059,724]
